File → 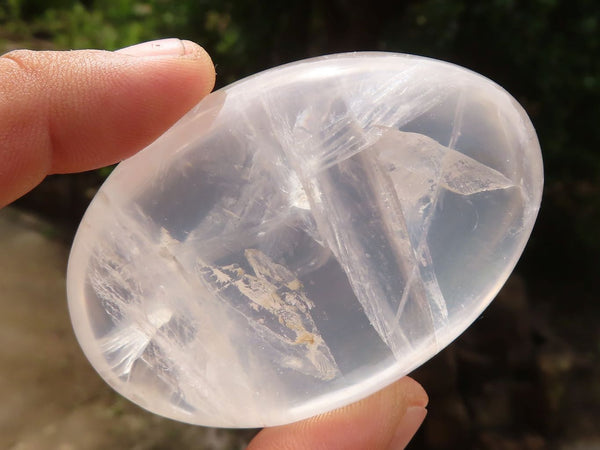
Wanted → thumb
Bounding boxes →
[248,377,428,450]
[0,38,215,207]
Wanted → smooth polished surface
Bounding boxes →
[67,53,543,427]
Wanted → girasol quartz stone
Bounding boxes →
[67,53,543,427]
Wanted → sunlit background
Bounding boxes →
[1,1,598,449]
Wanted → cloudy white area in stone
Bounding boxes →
[67,53,543,427]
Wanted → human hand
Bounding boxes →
[0,39,428,449]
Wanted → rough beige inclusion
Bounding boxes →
[197,248,340,381]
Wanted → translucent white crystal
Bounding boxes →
[67,53,543,427]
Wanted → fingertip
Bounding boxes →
[393,376,429,409]
[114,39,215,96]
[181,40,216,95]
[0,40,217,206]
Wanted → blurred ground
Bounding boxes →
[0,207,256,450]
[412,275,600,450]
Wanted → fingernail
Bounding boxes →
[388,406,427,449]
[115,38,195,57]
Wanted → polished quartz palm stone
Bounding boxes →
[67,53,543,427]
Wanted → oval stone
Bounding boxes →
[67,52,543,427]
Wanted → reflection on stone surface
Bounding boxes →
[67,53,543,427]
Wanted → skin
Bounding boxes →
[0,39,428,449]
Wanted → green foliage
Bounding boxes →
[1,0,184,50]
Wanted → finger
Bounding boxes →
[248,377,428,450]
[0,38,215,207]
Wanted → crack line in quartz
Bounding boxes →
[291,143,422,356]
[392,92,467,331]
[356,148,434,351]
[364,154,436,341]
[261,90,443,358]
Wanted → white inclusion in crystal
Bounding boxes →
[197,249,340,381]
[100,305,173,377]
[89,228,177,378]
[288,170,310,211]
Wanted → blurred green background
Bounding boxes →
[1,0,598,449]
